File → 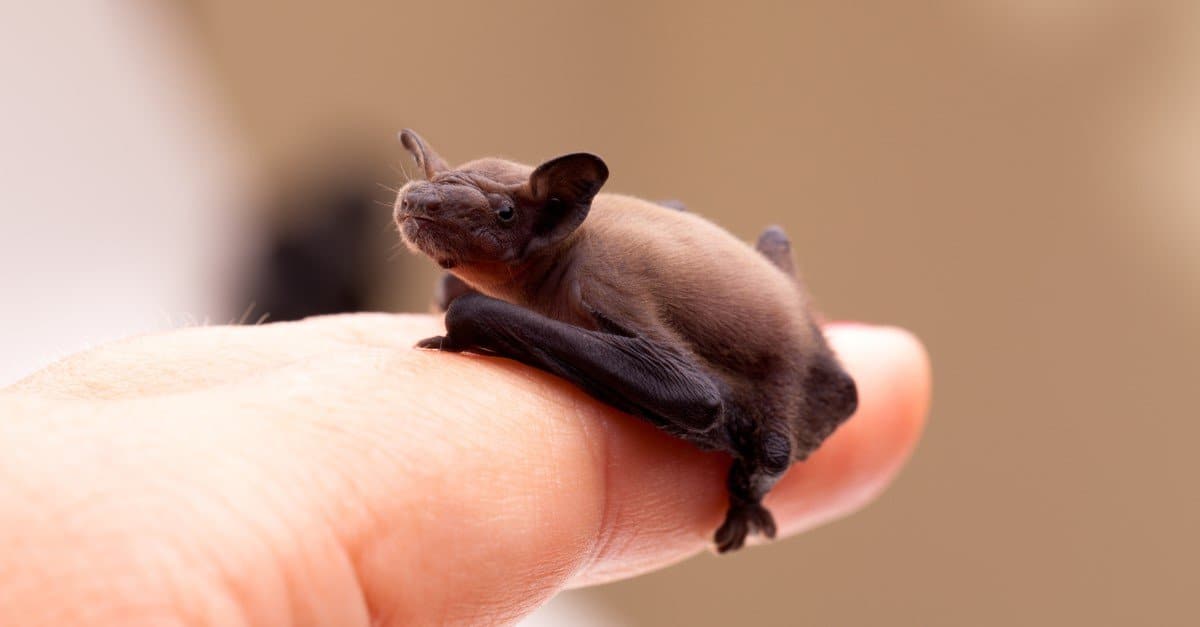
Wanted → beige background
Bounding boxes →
[45,1,1200,624]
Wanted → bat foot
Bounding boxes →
[415,335,464,352]
[755,225,796,277]
[714,501,777,553]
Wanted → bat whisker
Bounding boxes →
[234,300,257,325]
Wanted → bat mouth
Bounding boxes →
[397,215,461,269]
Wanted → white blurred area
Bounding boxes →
[0,2,252,384]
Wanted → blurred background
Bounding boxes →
[2,1,1197,625]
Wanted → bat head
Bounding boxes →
[393,129,607,271]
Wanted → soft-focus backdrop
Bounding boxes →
[2,1,1197,625]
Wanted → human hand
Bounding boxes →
[0,314,929,625]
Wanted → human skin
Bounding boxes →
[0,314,930,625]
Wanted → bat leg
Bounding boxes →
[714,430,792,553]
[433,272,476,312]
[419,293,725,436]
[657,199,688,212]
[755,226,796,277]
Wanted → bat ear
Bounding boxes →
[398,129,450,179]
[526,152,608,253]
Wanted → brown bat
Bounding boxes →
[392,129,857,552]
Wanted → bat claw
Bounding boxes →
[713,501,777,553]
[415,335,462,352]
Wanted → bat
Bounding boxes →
[393,130,857,552]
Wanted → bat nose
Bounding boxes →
[400,185,442,215]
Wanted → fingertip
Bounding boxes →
[825,323,932,443]
[768,324,931,537]
[574,324,932,580]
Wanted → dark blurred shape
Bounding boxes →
[239,161,389,323]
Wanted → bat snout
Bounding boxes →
[398,184,443,217]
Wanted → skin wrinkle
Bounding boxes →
[575,447,630,584]
[224,455,337,626]
[334,413,440,622]
[352,344,600,624]
[338,348,530,619]
[502,404,601,618]
[3,401,244,624]
[570,392,615,581]
[258,396,412,619]
[144,401,298,625]
[6,486,170,622]
[135,349,395,623]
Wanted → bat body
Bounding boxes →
[393,130,857,552]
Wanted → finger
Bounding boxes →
[269,322,930,623]
[3,314,443,400]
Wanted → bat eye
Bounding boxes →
[496,205,516,223]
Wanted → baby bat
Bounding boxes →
[392,130,858,552]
